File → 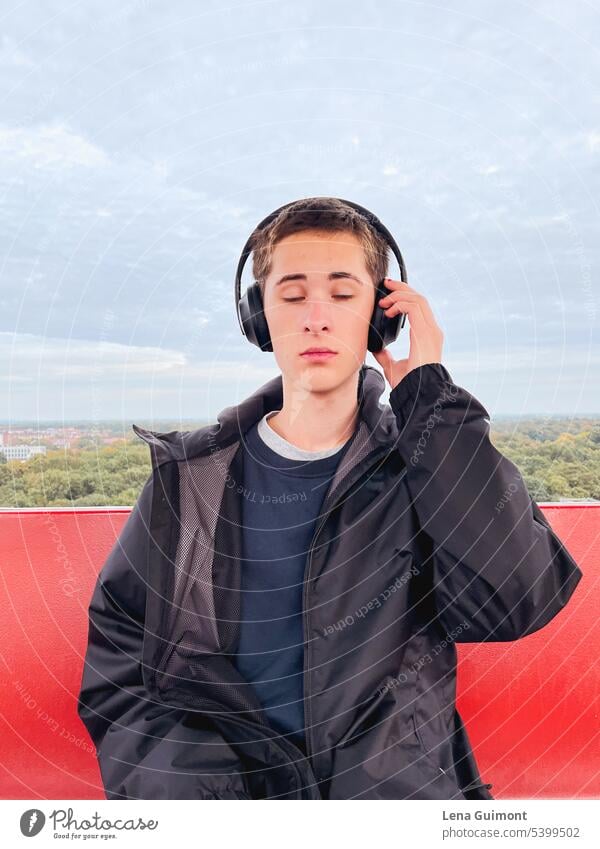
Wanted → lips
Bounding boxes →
[300,348,338,361]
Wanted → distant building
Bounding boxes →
[0,445,47,462]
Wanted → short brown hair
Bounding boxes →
[249,196,390,296]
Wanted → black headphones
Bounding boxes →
[234,197,408,353]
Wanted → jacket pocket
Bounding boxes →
[410,708,495,798]
[329,680,466,799]
[336,676,398,749]
[410,708,449,777]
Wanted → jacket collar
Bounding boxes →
[133,363,398,468]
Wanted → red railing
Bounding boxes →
[0,504,597,800]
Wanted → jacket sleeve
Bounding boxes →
[388,362,583,642]
[77,472,249,799]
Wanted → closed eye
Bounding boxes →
[283,295,354,302]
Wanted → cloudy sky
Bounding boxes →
[1,0,598,426]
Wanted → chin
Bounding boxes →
[290,360,357,393]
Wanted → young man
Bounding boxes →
[77,197,583,800]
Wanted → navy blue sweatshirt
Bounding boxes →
[232,411,352,751]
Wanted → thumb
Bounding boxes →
[372,349,410,389]
[372,347,394,372]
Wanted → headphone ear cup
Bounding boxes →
[367,279,404,353]
[239,282,273,352]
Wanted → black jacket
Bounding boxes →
[77,362,583,800]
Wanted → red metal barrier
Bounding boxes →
[0,504,596,800]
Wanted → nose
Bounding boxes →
[303,296,332,333]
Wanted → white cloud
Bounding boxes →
[0,331,184,381]
[0,331,279,385]
[0,35,35,68]
[447,344,598,373]
[587,131,600,153]
[0,122,109,169]
[476,164,500,176]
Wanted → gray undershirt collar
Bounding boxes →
[257,410,349,460]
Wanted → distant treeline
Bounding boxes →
[0,417,598,507]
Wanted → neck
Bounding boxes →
[267,370,361,452]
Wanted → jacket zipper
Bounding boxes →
[302,446,392,779]
[209,705,321,798]
[154,443,395,795]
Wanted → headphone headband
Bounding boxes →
[234,197,407,336]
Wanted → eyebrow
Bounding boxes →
[275,272,364,287]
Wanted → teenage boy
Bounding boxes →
[78,197,582,800]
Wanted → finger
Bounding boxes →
[380,278,407,294]
[380,280,425,300]
[379,282,427,307]
[373,347,394,368]
[381,298,428,328]
[383,278,426,297]
[381,278,421,293]
[379,288,439,328]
